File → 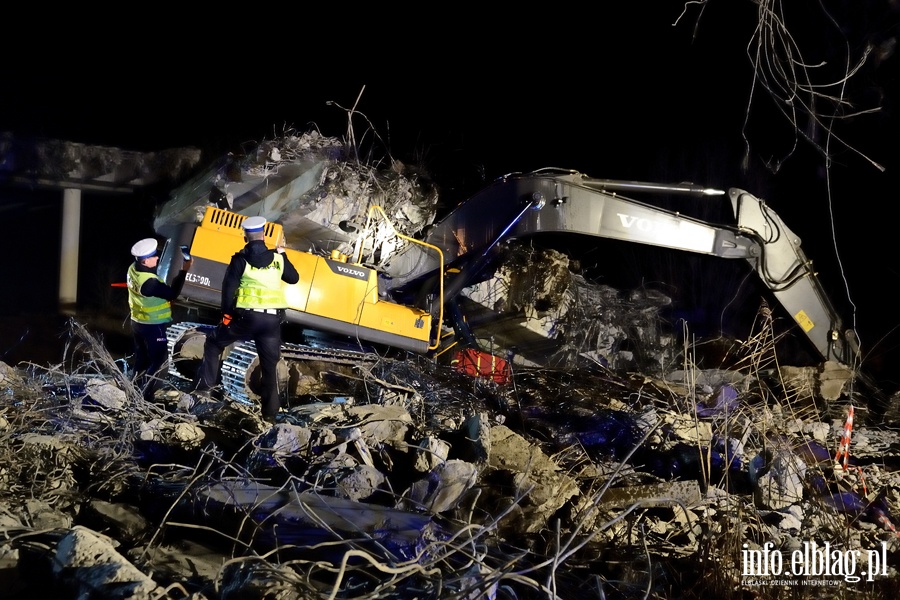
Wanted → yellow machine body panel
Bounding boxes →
[183,207,432,353]
[189,213,280,263]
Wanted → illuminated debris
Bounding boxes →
[778,361,856,414]
[344,403,414,450]
[695,383,740,417]
[193,482,443,561]
[136,419,205,450]
[404,458,478,514]
[412,436,451,472]
[333,464,387,502]
[484,425,581,534]
[2,314,900,597]
[153,130,438,257]
[753,448,807,510]
[53,526,164,599]
[0,362,23,387]
[592,480,703,512]
[461,246,676,371]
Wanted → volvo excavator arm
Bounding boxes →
[380,170,858,367]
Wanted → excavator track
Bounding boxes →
[167,322,213,382]
[166,321,381,406]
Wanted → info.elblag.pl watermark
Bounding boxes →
[741,541,889,586]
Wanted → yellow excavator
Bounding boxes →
[158,204,447,404]
[156,169,860,405]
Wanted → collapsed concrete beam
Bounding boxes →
[593,480,703,512]
[0,132,200,192]
[195,481,440,553]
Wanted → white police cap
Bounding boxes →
[131,238,158,259]
[242,216,267,233]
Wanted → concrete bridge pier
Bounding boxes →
[59,187,81,316]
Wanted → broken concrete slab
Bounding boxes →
[82,500,152,546]
[753,449,807,510]
[53,526,163,599]
[593,480,704,512]
[404,458,478,515]
[487,425,580,533]
[194,482,441,555]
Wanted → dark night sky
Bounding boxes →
[2,3,900,388]
[2,5,765,174]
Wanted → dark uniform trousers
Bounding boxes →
[195,309,283,418]
[131,321,170,401]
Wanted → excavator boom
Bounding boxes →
[378,170,857,366]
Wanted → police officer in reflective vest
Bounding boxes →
[128,237,192,401]
[193,216,299,423]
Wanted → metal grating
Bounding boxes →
[202,206,282,245]
[206,208,244,231]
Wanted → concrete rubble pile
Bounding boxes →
[0,317,899,600]
[152,129,439,257]
[460,245,677,371]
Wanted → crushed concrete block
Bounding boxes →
[53,526,162,598]
[335,464,386,502]
[754,450,807,510]
[346,404,413,450]
[819,361,853,401]
[406,459,478,514]
[85,500,151,544]
[0,361,22,387]
[459,412,492,464]
[489,425,580,533]
[85,378,127,411]
[413,436,451,472]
